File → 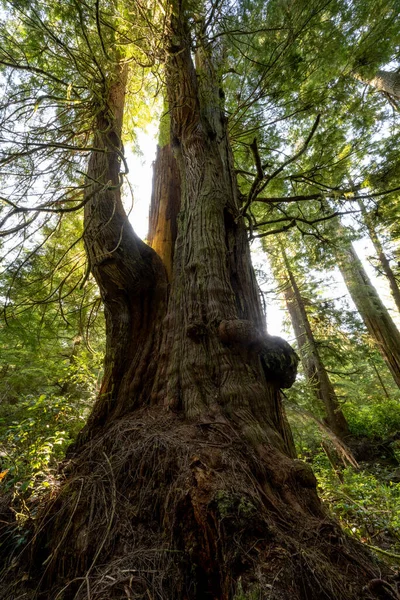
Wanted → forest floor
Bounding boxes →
[308,441,400,566]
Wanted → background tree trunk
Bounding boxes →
[337,241,400,388]
[357,198,400,314]
[275,245,350,440]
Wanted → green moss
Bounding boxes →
[234,580,262,599]
[237,495,257,517]
[214,490,233,518]
[158,99,170,147]
[214,490,256,519]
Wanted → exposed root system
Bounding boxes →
[0,408,397,599]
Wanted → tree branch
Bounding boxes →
[240,114,321,220]
[258,113,321,195]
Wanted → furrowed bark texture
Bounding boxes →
[368,69,400,99]
[149,17,297,455]
[1,12,395,600]
[276,247,350,439]
[354,69,400,105]
[338,241,400,388]
[148,142,181,281]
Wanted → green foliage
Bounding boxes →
[0,392,91,496]
[345,400,400,439]
[0,213,104,502]
[312,454,400,556]
[291,392,400,560]
[0,0,156,257]
[0,335,102,506]
[0,318,103,496]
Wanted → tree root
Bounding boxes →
[0,407,397,600]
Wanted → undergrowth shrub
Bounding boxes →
[0,393,92,498]
[345,399,400,439]
[311,451,400,559]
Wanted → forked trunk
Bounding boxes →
[1,11,394,600]
[80,63,168,435]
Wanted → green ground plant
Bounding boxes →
[0,391,94,497]
[312,452,400,560]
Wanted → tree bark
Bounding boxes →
[276,246,350,440]
[337,241,400,388]
[148,142,181,282]
[149,15,297,450]
[366,69,400,99]
[354,69,400,109]
[79,62,168,436]
[1,10,393,600]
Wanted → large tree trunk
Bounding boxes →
[354,69,400,107]
[79,61,168,435]
[275,246,350,440]
[1,11,394,600]
[149,18,297,446]
[357,198,400,314]
[337,241,400,388]
[366,69,400,99]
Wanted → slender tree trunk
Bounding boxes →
[371,359,391,400]
[276,246,350,440]
[357,198,400,314]
[337,241,400,388]
[2,12,392,600]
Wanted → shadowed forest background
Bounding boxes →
[0,0,400,598]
